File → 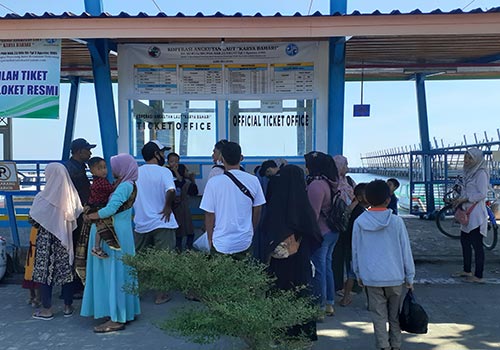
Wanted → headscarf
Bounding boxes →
[304,151,338,185]
[29,163,83,264]
[464,148,489,184]
[262,165,322,259]
[333,155,355,204]
[110,153,138,185]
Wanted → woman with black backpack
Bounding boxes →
[304,151,339,318]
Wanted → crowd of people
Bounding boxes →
[21,137,490,349]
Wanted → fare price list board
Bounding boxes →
[271,63,314,93]
[226,64,268,95]
[132,62,314,97]
[134,64,178,94]
[180,64,223,95]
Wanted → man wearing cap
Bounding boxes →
[64,137,96,297]
[65,138,96,206]
[133,140,178,304]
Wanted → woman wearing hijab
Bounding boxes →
[262,164,322,341]
[30,163,83,320]
[332,155,356,297]
[333,155,355,205]
[81,153,141,332]
[452,148,490,283]
[304,151,339,317]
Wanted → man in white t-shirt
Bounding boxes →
[133,140,178,304]
[200,141,266,256]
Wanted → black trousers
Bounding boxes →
[41,282,73,309]
[460,227,484,278]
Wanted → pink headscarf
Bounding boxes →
[333,155,355,204]
[110,153,138,185]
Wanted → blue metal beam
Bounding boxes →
[85,0,118,175]
[84,0,103,15]
[415,73,435,215]
[62,76,80,160]
[87,38,118,169]
[464,52,500,64]
[328,0,347,156]
[415,73,431,153]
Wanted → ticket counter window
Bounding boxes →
[228,99,314,157]
[131,100,216,157]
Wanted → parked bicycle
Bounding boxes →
[436,183,498,250]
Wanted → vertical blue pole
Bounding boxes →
[84,0,103,15]
[5,194,20,248]
[62,76,80,160]
[328,0,347,156]
[85,0,118,169]
[415,74,431,153]
[87,39,118,168]
[415,73,435,215]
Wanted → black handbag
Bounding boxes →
[399,289,429,334]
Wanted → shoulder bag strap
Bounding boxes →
[224,171,254,202]
[466,202,478,215]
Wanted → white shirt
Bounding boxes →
[461,169,489,236]
[134,164,178,233]
[200,169,266,254]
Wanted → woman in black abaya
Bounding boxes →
[262,165,323,341]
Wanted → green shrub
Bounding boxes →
[124,249,320,350]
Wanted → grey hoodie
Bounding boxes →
[352,209,415,287]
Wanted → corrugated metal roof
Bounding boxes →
[2,7,500,19]
[4,8,500,82]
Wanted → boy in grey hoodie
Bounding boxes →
[352,180,415,350]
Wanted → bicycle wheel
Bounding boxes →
[435,205,461,238]
[483,208,498,250]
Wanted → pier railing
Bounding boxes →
[361,130,500,217]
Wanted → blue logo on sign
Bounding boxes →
[46,39,57,44]
[285,44,298,56]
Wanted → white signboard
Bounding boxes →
[119,42,319,100]
[0,161,19,190]
[0,39,61,119]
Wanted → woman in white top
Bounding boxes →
[453,148,489,283]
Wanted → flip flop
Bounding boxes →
[93,322,125,333]
[32,311,54,321]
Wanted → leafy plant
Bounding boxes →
[124,249,320,349]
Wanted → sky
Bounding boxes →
[2,0,500,166]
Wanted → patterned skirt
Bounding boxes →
[32,224,74,286]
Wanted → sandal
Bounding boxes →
[32,310,54,321]
[63,306,74,318]
[91,247,109,259]
[93,321,125,333]
[154,293,172,305]
[339,297,352,307]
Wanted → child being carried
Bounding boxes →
[87,156,117,258]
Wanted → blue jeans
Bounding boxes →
[311,231,339,307]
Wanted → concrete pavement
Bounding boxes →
[1,216,499,350]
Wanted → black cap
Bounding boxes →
[141,140,171,161]
[70,138,96,152]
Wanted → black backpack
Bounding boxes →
[323,189,352,233]
[399,289,429,334]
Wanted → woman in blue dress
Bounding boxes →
[81,153,140,333]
